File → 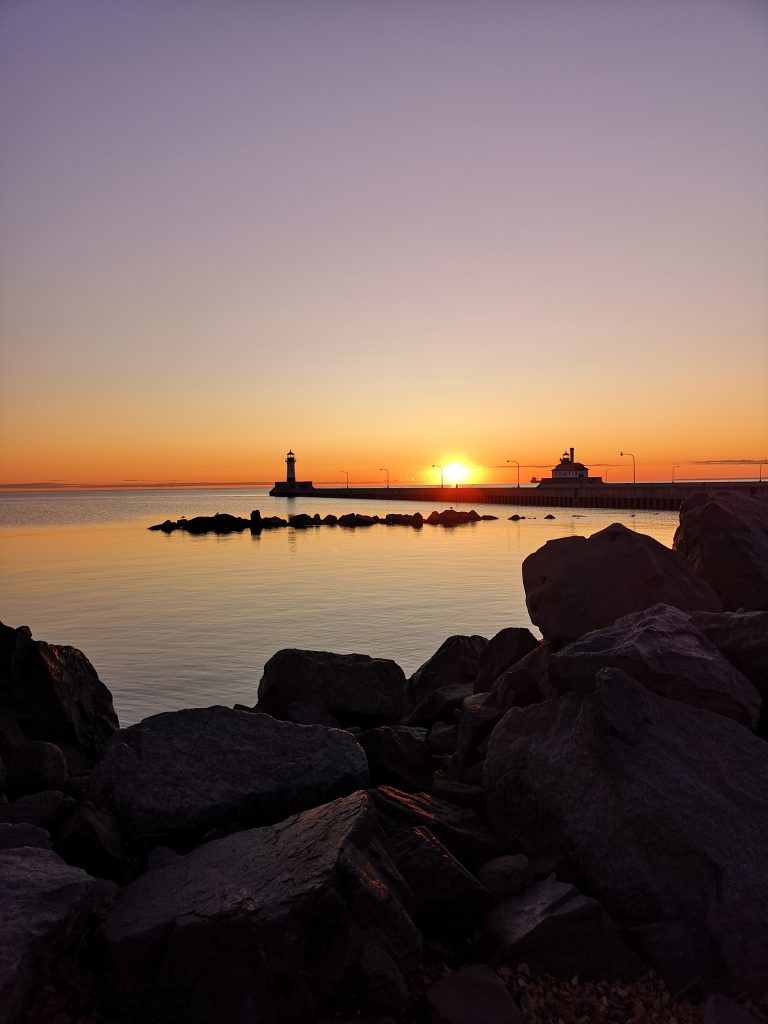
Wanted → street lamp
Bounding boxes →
[507,459,520,489]
[432,464,444,489]
[379,468,390,488]
[620,451,636,484]
[339,470,349,491]
[760,460,767,483]
[603,466,610,483]
[672,465,680,483]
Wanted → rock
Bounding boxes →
[551,604,761,728]
[404,682,473,726]
[489,642,556,713]
[103,792,421,1024]
[178,513,251,534]
[4,740,67,796]
[484,668,768,994]
[408,635,488,708]
[701,995,763,1024]
[54,800,125,880]
[522,523,722,642]
[322,513,339,525]
[282,700,342,729]
[485,879,641,980]
[288,513,316,528]
[0,847,116,1022]
[472,628,540,693]
[359,726,433,792]
[448,693,504,781]
[147,518,179,532]
[0,822,51,850]
[674,491,768,611]
[88,706,368,846]
[477,855,533,901]
[430,780,484,811]
[0,621,118,757]
[258,649,407,725]
[384,826,491,936]
[0,790,72,830]
[369,786,500,871]
[426,964,522,1024]
[428,721,458,755]
[544,513,555,519]
[690,610,768,717]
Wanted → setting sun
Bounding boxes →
[443,462,470,485]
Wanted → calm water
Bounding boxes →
[0,489,678,725]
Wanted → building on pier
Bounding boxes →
[542,447,603,484]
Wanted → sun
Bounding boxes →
[443,461,470,485]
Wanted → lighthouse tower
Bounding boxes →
[286,450,296,486]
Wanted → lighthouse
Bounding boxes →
[286,450,296,486]
[269,450,314,495]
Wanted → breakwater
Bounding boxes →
[271,480,767,512]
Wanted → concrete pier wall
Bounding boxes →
[270,481,767,512]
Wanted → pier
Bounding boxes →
[270,481,766,512]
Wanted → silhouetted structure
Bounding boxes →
[270,450,314,495]
[542,447,602,484]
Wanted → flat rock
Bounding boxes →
[359,726,433,792]
[484,668,768,994]
[551,604,761,728]
[472,628,540,693]
[426,964,522,1024]
[522,523,722,642]
[485,878,641,980]
[674,491,768,611]
[87,706,368,845]
[407,635,488,708]
[258,649,407,724]
[103,792,421,1024]
[0,847,116,1023]
[0,822,51,850]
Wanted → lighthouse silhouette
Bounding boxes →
[285,450,296,486]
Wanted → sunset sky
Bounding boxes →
[1,0,766,487]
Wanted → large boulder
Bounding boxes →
[102,792,421,1024]
[257,649,407,725]
[358,726,433,792]
[472,628,540,693]
[484,669,768,994]
[691,610,768,733]
[674,492,768,611]
[87,706,368,846]
[407,635,488,708]
[522,523,721,642]
[550,604,761,728]
[0,621,118,759]
[0,847,116,1023]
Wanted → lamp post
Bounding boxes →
[672,465,680,483]
[379,468,390,488]
[340,470,349,491]
[432,464,444,489]
[507,459,520,489]
[603,466,609,483]
[760,460,767,483]
[620,451,636,484]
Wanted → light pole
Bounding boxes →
[760,460,767,483]
[340,470,349,491]
[507,459,520,489]
[379,468,390,488]
[603,466,610,483]
[672,465,680,483]
[432,464,444,489]
[620,451,636,484]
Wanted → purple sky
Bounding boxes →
[1,0,766,483]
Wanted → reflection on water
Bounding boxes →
[0,489,678,725]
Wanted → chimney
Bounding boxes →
[570,447,574,463]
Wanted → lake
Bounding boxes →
[0,488,679,725]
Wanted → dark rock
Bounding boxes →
[385,825,491,936]
[484,668,768,994]
[103,792,421,1024]
[88,706,368,846]
[54,800,125,879]
[430,780,484,811]
[288,513,316,528]
[477,855,533,901]
[426,964,522,1024]
[690,610,768,721]
[147,518,179,532]
[0,790,72,830]
[384,512,423,527]
[674,491,768,611]
[0,822,51,850]
[628,919,723,999]
[448,693,504,782]
[489,642,556,712]
[0,621,118,757]
[282,700,342,729]
[544,513,555,519]
[472,628,540,693]
[323,513,339,525]
[258,649,407,725]
[359,726,433,792]
[408,635,488,708]
[259,515,289,529]
[404,682,473,726]
[522,523,722,642]
[182,513,251,534]
[551,604,761,728]
[5,740,67,796]
[0,847,116,1022]
[369,786,500,871]
[479,515,498,520]
[485,878,641,980]
[428,721,459,755]
[701,995,763,1024]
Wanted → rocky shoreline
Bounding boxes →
[2,490,767,1023]
[149,507,500,534]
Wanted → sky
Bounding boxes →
[1,0,767,487]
